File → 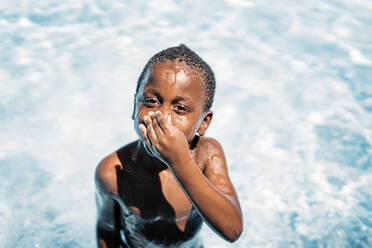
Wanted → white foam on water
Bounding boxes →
[0,1,371,247]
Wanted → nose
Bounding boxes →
[143,105,171,118]
[160,107,172,117]
[154,104,172,116]
[143,106,175,125]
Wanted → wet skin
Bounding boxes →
[95,61,243,248]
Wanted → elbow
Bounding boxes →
[223,216,243,243]
[225,225,243,243]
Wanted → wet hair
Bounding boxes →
[135,44,216,112]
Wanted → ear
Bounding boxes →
[197,111,213,136]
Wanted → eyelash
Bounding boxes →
[144,98,159,105]
[174,105,189,112]
[143,97,190,113]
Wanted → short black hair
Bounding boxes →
[135,44,216,111]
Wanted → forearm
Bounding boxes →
[170,156,243,242]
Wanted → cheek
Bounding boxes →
[134,104,150,123]
[133,105,151,139]
[172,115,199,137]
[169,114,182,127]
[169,114,187,128]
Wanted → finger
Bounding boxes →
[147,111,155,119]
[139,123,156,157]
[146,116,158,148]
[139,123,151,148]
[152,114,164,138]
[155,111,170,133]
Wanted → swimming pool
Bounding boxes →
[0,1,371,247]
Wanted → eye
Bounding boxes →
[144,97,159,106]
[173,105,190,113]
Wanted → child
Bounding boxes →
[95,44,243,248]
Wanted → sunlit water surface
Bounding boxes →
[0,1,371,247]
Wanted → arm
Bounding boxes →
[139,112,243,242]
[95,158,124,248]
[169,140,243,242]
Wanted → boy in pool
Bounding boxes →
[95,44,243,248]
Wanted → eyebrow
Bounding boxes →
[143,88,158,95]
[144,88,193,104]
[173,95,193,104]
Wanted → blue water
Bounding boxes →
[0,1,371,247]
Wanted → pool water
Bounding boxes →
[0,1,371,247]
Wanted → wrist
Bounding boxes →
[166,150,192,170]
[169,153,194,177]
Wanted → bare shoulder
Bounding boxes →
[95,152,122,196]
[198,137,242,212]
[197,136,225,158]
[192,136,226,173]
[199,136,230,178]
[95,141,137,196]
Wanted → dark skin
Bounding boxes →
[95,60,243,247]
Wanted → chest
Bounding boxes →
[119,153,205,230]
[158,169,193,217]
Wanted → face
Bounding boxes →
[133,60,212,146]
